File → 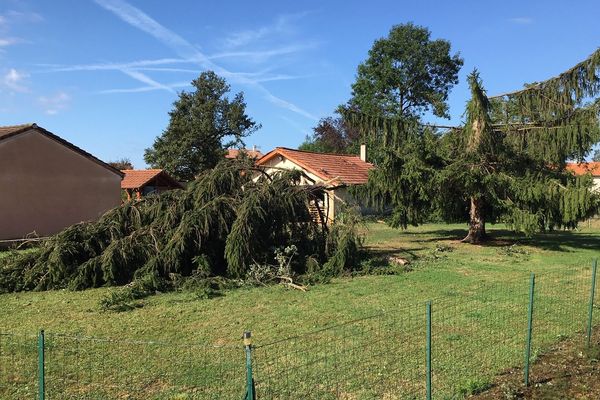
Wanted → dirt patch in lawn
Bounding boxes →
[471,330,600,399]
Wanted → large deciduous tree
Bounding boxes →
[348,23,463,120]
[107,158,134,170]
[344,50,600,243]
[299,115,361,154]
[144,71,260,181]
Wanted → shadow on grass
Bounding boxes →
[410,226,600,253]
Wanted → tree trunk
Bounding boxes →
[462,197,486,244]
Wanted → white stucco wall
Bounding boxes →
[257,156,361,223]
[256,156,322,185]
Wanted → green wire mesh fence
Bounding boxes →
[43,334,245,399]
[0,332,38,399]
[0,260,598,399]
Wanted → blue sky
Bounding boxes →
[1,0,600,167]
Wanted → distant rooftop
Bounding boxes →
[0,123,36,139]
[121,169,183,189]
[566,162,600,177]
[225,148,263,159]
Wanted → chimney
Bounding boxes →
[252,144,257,152]
[360,144,367,162]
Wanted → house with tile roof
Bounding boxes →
[256,146,374,223]
[566,162,600,192]
[225,147,263,160]
[121,169,183,200]
[0,123,123,241]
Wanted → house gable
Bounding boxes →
[0,126,122,239]
[257,147,374,186]
[256,152,323,185]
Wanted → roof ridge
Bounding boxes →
[0,123,36,129]
[0,123,123,177]
[276,147,361,158]
[121,168,163,172]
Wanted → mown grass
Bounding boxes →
[1,222,599,399]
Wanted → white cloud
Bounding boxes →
[120,69,175,93]
[3,68,29,92]
[98,73,308,94]
[98,81,190,94]
[223,12,308,48]
[508,17,533,25]
[38,58,190,72]
[93,0,317,120]
[0,10,43,47]
[38,91,71,115]
[4,10,44,23]
[225,27,271,49]
[0,37,21,47]
[40,59,307,94]
[210,43,318,63]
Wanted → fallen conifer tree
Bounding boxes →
[0,161,362,294]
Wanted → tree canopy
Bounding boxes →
[592,148,600,162]
[144,71,260,181]
[107,158,134,170]
[298,115,361,154]
[348,23,463,120]
[343,49,600,243]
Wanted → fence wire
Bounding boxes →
[0,332,38,399]
[44,335,245,400]
[0,262,598,399]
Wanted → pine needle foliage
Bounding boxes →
[0,161,361,293]
[341,50,600,243]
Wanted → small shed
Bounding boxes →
[121,169,183,200]
[0,123,123,240]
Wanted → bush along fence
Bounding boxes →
[0,259,598,399]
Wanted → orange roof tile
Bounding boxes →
[121,169,183,189]
[566,162,600,177]
[0,123,36,139]
[225,148,263,159]
[257,147,374,186]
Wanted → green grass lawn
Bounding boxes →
[1,223,599,399]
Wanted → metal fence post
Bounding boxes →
[524,273,535,387]
[38,330,45,400]
[243,331,255,400]
[426,300,432,400]
[587,259,598,347]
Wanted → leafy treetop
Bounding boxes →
[107,158,134,170]
[144,71,260,181]
[298,115,361,154]
[347,23,463,120]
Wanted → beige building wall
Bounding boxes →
[258,157,362,223]
[325,187,362,222]
[0,129,121,240]
[257,156,323,185]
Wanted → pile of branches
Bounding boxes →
[0,161,361,294]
